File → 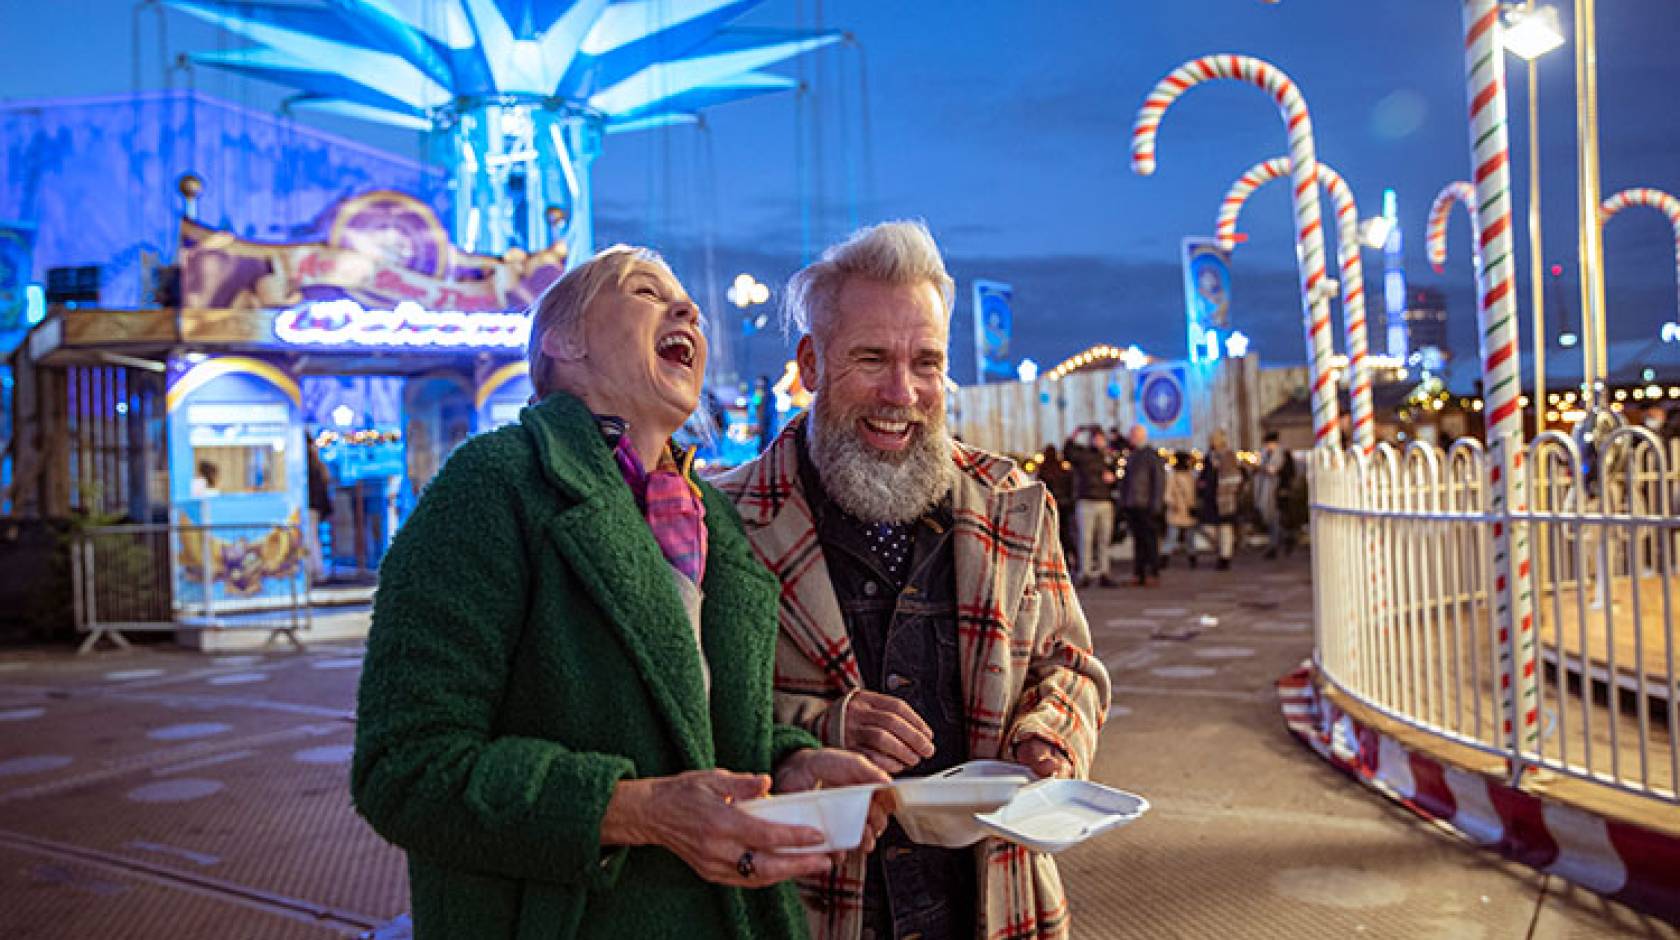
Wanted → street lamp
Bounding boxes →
[729,273,772,331]
[1501,5,1565,60]
[1358,216,1393,251]
[1501,1,1566,424]
[730,273,773,393]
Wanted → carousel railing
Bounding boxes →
[70,520,310,654]
[1310,432,1680,805]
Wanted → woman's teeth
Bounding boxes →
[655,333,695,367]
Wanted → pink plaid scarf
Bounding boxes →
[611,434,708,586]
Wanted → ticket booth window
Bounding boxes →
[187,402,291,496]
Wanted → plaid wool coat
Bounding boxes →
[714,416,1111,940]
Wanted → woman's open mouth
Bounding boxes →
[655,331,697,369]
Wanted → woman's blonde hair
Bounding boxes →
[525,244,671,400]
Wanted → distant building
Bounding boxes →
[1403,286,1450,361]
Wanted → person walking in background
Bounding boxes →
[1254,431,1296,559]
[304,436,335,585]
[1197,429,1242,570]
[1036,443,1078,571]
[1067,428,1118,588]
[1161,450,1198,569]
[1117,424,1164,586]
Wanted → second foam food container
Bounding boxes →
[889,760,1035,848]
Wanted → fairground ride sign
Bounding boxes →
[274,299,531,350]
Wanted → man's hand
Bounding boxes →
[839,690,936,774]
[1013,736,1074,779]
[774,748,893,857]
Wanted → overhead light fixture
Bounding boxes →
[1558,331,1579,348]
[1359,216,1394,250]
[1501,5,1565,61]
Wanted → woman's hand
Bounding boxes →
[773,748,892,857]
[601,770,835,887]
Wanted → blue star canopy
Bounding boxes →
[167,0,840,132]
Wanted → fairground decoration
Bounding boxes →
[274,300,531,350]
[168,0,838,262]
[1217,157,1376,454]
[1426,181,1481,274]
[1135,55,1344,449]
[1461,0,1538,756]
[1136,363,1193,439]
[179,190,563,314]
[1600,187,1680,320]
[972,280,1014,384]
[1179,239,1232,364]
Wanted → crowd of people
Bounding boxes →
[1034,424,1304,588]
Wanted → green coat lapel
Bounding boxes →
[522,393,716,771]
[695,484,783,769]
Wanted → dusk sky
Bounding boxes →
[3,0,1678,382]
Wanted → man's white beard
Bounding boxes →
[807,390,954,524]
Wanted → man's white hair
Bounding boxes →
[782,219,955,343]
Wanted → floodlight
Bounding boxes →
[1502,5,1565,61]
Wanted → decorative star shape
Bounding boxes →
[167,1,840,134]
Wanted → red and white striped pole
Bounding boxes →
[1463,0,1539,757]
[1217,157,1376,455]
[1427,181,1482,275]
[1133,55,1343,450]
[1601,187,1680,320]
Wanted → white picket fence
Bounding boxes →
[1310,427,1680,804]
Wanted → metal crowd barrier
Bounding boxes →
[69,521,310,654]
[1310,431,1680,806]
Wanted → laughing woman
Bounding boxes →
[352,246,888,939]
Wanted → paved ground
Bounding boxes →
[0,553,1674,937]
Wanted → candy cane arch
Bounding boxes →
[1216,157,1375,454]
[1133,55,1343,449]
[1463,0,1537,758]
[1427,181,1481,274]
[1601,187,1680,319]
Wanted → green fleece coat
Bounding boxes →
[352,392,818,940]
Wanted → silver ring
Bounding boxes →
[736,851,756,878]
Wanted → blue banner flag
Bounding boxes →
[972,279,1013,384]
[1136,363,1194,439]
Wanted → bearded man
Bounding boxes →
[716,221,1110,940]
